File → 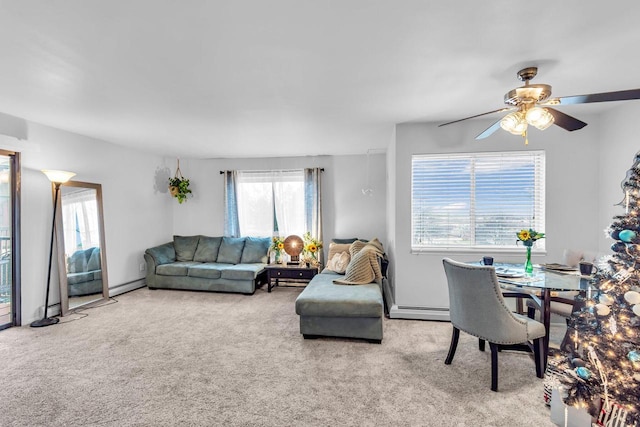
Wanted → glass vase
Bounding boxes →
[524,246,533,274]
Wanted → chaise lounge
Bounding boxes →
[295,239,386,343]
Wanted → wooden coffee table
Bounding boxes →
[264,264,318,292]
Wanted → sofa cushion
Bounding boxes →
[156,261,201,276]
[174,235,201,261]
[145,242,176,266]
[187,263,225,280]
[331,238,359,244]
[240,237,270,264]
[67,271,94,285]
[87,247,101,271]
[193,236,223,263]
[220,264,264,281]
[217,237,246,264]
[67,248,93,273]
[295,272,382,318]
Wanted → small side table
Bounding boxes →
[264,264,318,292]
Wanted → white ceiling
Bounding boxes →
[1,1,639,159]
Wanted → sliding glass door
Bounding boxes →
[0,150,20,330]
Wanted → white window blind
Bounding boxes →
[411,151,545,250]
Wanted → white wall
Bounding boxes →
[170,154,388,258]
[0,120,172,324]
[390,117,602,319]
[597,103,640,253]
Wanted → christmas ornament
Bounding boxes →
[633,304,640,316]
[624,290,640,305]
[619,229,637,242]
[611,241,627,253]
[628,350,640,363]
[575,366,592,380]
[595,303,611,316]
[571,358,586,368]
[599,294,615,306]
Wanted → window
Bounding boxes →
[411,151,545,251]
[236,170,305,237]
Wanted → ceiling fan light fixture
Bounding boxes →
[500,111,527,135]
[526,107,554,130]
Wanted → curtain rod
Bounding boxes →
[220,168,324,174]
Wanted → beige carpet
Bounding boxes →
[0,287,555,427]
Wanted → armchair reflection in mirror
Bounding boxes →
[55,181,109,316]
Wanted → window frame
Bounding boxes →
[410,150,546,254]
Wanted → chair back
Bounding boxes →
[442,258,528,345]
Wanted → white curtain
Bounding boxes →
[235,170,304,237]
[61,189,100,256]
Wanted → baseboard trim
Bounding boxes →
[109,278,146,297]
[389,305,451,321]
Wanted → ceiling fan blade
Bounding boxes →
[546,107,588,131]
[546,88,640,106]
[475,119,502,139]
[439,108,512,127]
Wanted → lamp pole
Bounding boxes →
[31,170,75,328]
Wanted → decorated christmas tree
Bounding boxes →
[562,151,640,425]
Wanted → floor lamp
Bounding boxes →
[31,169,76,328]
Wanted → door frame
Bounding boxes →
[0,149,20,329]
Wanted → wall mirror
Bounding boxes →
[55,181,109,316]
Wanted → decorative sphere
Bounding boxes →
[634,304,640,317]
[611,242,627,253]
[599,294,615,306]
[595,303,611,316]
[575,366,592,380]
[629,350,640,363]
[610,229,621,240]
[571,358,586,368]
[619,229,637,243]
[624,291,640,305]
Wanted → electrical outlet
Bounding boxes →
[139,263,146,272]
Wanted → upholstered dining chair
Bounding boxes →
[442,258,546,392]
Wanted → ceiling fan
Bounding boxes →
[438,66,640,144]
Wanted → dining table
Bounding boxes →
[486,263,595,370]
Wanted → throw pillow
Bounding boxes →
[240,237,271,264]
[327,242,351,261]
[174,235,201,261]
[326,251,350,274]
[217,237,246,264]
[193,236,223,263]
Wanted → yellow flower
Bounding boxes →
[518,230,531,241]
[308,244,317,253]
[277,242,284,250]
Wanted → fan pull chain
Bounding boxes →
[523,128,528,145]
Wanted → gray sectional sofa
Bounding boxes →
[67,247,103,297]
[144,235,269,295]
[295,270,385,343]
[295,239,387,343]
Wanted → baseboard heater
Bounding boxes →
[389,305,450,321]
[382,279,450,321]
[109,278,145,297]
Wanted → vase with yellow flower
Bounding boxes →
[271,236,285,264]
[516,229,545,274]
[302,232,323,268]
